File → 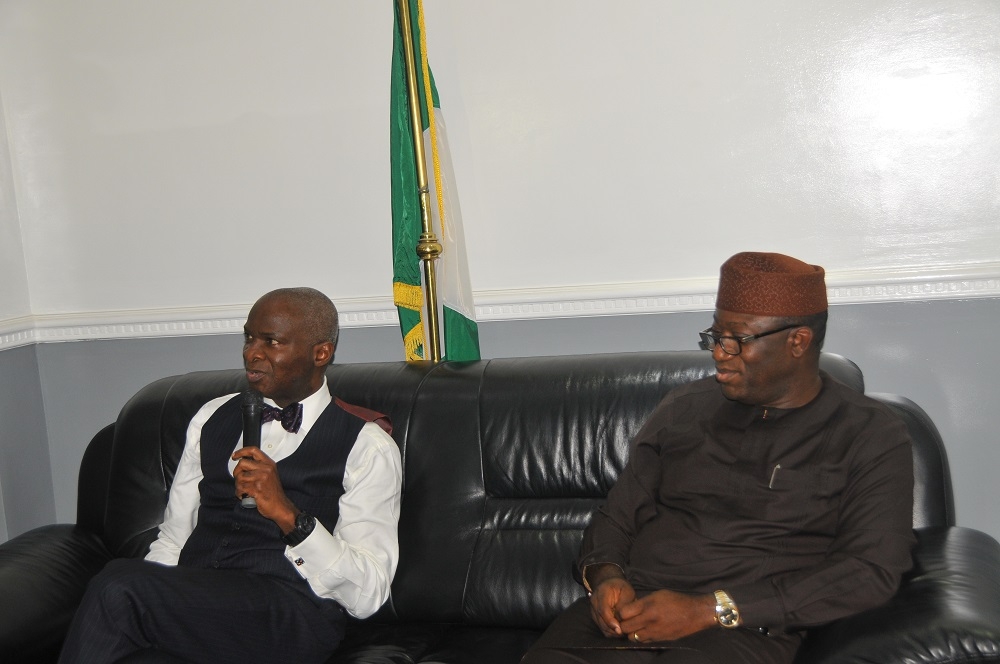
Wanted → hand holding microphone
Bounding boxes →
[239,389,264,509]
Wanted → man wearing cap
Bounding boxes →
[522,252,915,664]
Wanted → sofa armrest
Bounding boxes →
[795,526,1000,663]
[0,524,112,664]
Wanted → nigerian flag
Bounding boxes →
[390,0,480,362]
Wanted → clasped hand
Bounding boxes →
[590,578,716,643]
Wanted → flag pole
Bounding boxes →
[397,0,442,362]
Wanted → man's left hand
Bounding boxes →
[232,446,298,532]
[616,589,717,643]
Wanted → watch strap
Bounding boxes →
[281,511,316,547]
[714,589,742,628]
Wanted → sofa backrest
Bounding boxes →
[89,350,951,631]
[867,392,954,530]
[359,351,869,629]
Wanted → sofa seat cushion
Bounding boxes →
[0,524,112,662]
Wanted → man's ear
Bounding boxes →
[788,326,814,358]
[313,341,335,367]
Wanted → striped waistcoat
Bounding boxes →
[178,394,366,601]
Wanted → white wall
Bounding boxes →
[0,85,31,325]
[0,1,393,317]
[0,0,997,329]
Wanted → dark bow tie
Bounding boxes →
[261,402,303,433]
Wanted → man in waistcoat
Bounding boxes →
[59,287,402,664]
[522,252,915,664]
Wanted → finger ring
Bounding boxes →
[633,632,640,642]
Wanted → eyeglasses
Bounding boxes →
[698,324,801,356]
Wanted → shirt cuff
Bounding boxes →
[725,579,783,628]
[580,562,626,594]
[282,519,344,578]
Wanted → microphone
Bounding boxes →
[240,389,264,509]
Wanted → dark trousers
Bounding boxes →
[521,598,800,664]
[58,558,345,664]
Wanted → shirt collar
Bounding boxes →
[262,377,332,437]
[717,372,833,426]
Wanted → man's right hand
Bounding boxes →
[590,577,637,637]
[584,564,635,638]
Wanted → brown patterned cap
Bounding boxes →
[716,252,827,316]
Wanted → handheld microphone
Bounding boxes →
[240,389,264,509]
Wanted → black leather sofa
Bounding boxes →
[2,351,999,663]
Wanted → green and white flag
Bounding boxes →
[390,0,480,362]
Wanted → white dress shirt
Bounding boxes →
[146,378,402,619]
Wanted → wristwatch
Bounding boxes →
[281,511,316,547]
[714,590,741,628]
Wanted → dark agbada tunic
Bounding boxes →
[580,372,915,634]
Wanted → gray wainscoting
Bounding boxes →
[2,298,997,547]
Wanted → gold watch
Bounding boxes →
[714,590,741,628]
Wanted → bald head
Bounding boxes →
[256,287,339,361]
